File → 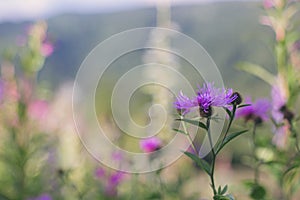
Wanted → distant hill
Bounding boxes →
[0,2,276,96]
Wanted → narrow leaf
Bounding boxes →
[172,128,187,135]
[184,151,211,175]
[176,118,207,130]
[236,62,275,86]
[223,107,232,118]
[218,186,221,194]
[221,185,228,195]
[237,104,251,108]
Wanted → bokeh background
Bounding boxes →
[0,0,299,199]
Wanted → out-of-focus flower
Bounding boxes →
[28,194,52,200]
[112,151,123,161]
[263,0,275,9]
[140,137,162,153]
[236,97,271,124]
[95,167,125,197]
[105,171,125,197]
[272,123,290,148]
[41,41,54,57]
[0,80,3,101]
[196,82,237,117]
[271,76,292,148]
[271,77,288,123]
[275,25,285,42]
[174,91,196,115]
[95,167,106,178]
[28,100,49,121]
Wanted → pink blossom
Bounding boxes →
[140,137,162,153]
[41,42,54,57]
[263,0,274,9]
[28,100,49,121]
[272,124,290,149]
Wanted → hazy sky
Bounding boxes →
[0,0,256,22]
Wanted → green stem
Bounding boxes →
[180,115,197,154]
[290,123,300,153]
[220,105,237,148]
[252,123,260,184]
[207,118,217,196]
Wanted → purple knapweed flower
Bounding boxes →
[196,82,237,117]
[236,97,270,124]
[174,83,238,117]
[174,91,196,115]
[140,137,162,153]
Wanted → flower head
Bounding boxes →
[236,97,270,124]
[196,83,237,117]
[173,83,237,117]
[174,91,196,115]
[140,137,162,153]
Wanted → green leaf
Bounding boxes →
[238,104,251,108]
[176,118,207,130]
[236,62,275,86]
[216,130,248,154]
[172,128,187,135]
[183,152,211,175]
[221,185,228,195]
[218,186,222,194]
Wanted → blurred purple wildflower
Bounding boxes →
[271,80,291,148]
[271,83,287,123]
[236,97,270,123]
[105,171,125,197]
[196,82,237,116]
[272,124,290,149]
[28,194,52,200]
[174,91,196,115]
[95,167,106,178]
[112,151,123,161]
[140,137,162,153]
